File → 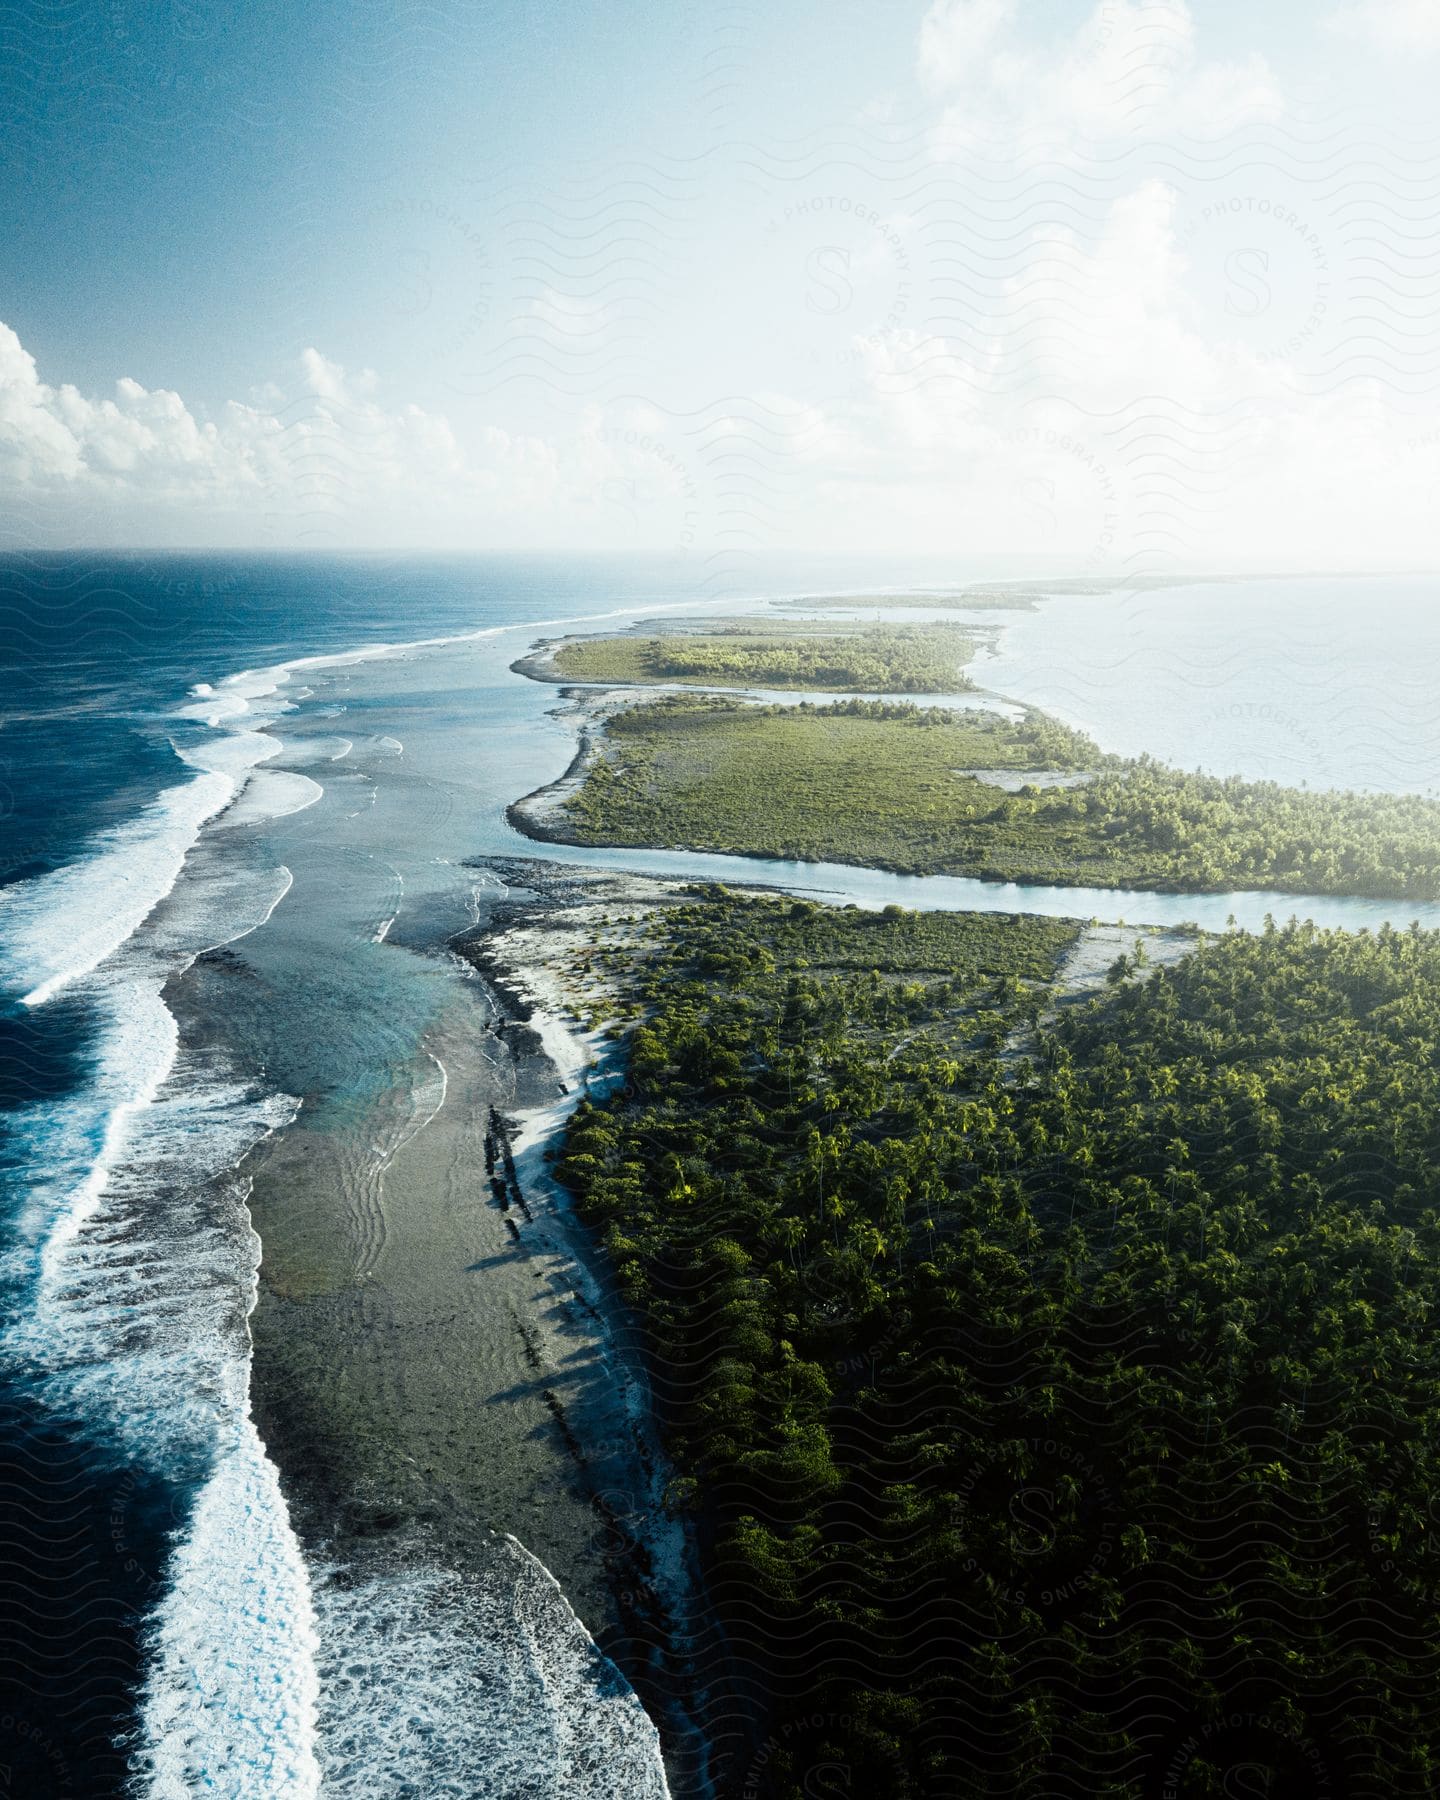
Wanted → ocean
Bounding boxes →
[0,553,1436,1796]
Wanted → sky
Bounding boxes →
[2,0,1439,571]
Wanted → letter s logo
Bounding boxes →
[806,246,853,315]
[804,1763,851,1798]
[1223,1763,1277,1799]
[1224,248,1270,318]
[1009,1485,1058,1556]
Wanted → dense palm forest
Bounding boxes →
[550,695,1440,900]
[555,892,1440,1797]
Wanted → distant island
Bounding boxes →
[511,639,1440,902]
[512,619,978,694]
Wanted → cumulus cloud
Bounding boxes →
[917,0,1017,91]
[921,0,1281,148]
[0,324,571,540]
[0,324,91,482]
[798,180,1439,567]
[1326,0,1440,51]
[0,325,770,549]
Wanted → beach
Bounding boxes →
[218,856,727,1794]
[506,686,660,846]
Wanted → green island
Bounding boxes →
[555,891,1440,1795]
[543,693,1440,900]
[532,622,977,693]
[777,589,1043,611]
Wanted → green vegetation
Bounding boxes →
[640,615,899,634]
[545,624,977,692]
[778,589,1042,611]
[557,893,1440,1795]
[553,695,1440,900]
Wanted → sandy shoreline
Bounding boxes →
[456,862,782,1791]
[505,685,655,843]
[230,857,747,1798]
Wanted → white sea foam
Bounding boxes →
[215,770,324,830]
[0,801,319,1783]
[28,633,487,1012]
[176,666,290,729]
[313,1537,669,1799]
[2,955,320,1794]
[2,695,287,1010]
[259,735,352,766]
[0,624,419,1008]
[5,600,715,1017]
[0,981,173,1298]
[204,864,294,952]
[38,979,178,1295]
[5,852,298,1301]
[135,1419,321,1799]
[177,727,282,782]
[6,973,299,1460]
[1,772,236,1008]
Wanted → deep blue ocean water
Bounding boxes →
[0,552,670,889]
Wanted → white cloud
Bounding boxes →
[917,0,1017,92]
[922,0,1281,148]
[0,326,770,549]
[796,180,1439,566]
[0,325,570,540]
[1327,0,1440,51]
[0,324,86,481]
